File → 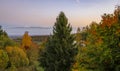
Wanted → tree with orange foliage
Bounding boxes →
[22,31,32,49]
[77,6,120,71]
[100,6,120,28]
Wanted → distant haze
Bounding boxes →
[3,27,77,36]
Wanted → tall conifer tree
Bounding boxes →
[40,12,78,71]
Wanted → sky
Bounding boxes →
[0,0,119,28]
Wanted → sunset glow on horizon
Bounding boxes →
[0,0,118,27]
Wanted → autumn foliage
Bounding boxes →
[75,7,120,71]
[22,31,32,49]
[6,46,29,67]
[0,5,120,71]
[100,7,120,28]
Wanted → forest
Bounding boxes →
[0,7,120,71]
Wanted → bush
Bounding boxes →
[0,49,9,69]
[6,46,29,67]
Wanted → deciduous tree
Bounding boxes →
[22,31,32,49]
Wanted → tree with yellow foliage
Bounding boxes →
[22,31,32,49]
[6,46,29,68]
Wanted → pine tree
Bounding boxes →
[40,12,78,71]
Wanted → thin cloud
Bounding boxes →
[75,0,80,3]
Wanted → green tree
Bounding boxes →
[76,7,120,71]
[40,12,78,71]
[0,25,8,38]
[93,7,120,71]
[0,26,9,48]
[0,49,9,70]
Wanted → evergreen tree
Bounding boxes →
[40,12,78,71]
[0,25,8,40]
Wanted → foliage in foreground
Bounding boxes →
[75,7,120,71]
[0,27,43,71]
[40,12,78,71]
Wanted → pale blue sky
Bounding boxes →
[0,0,118,27]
